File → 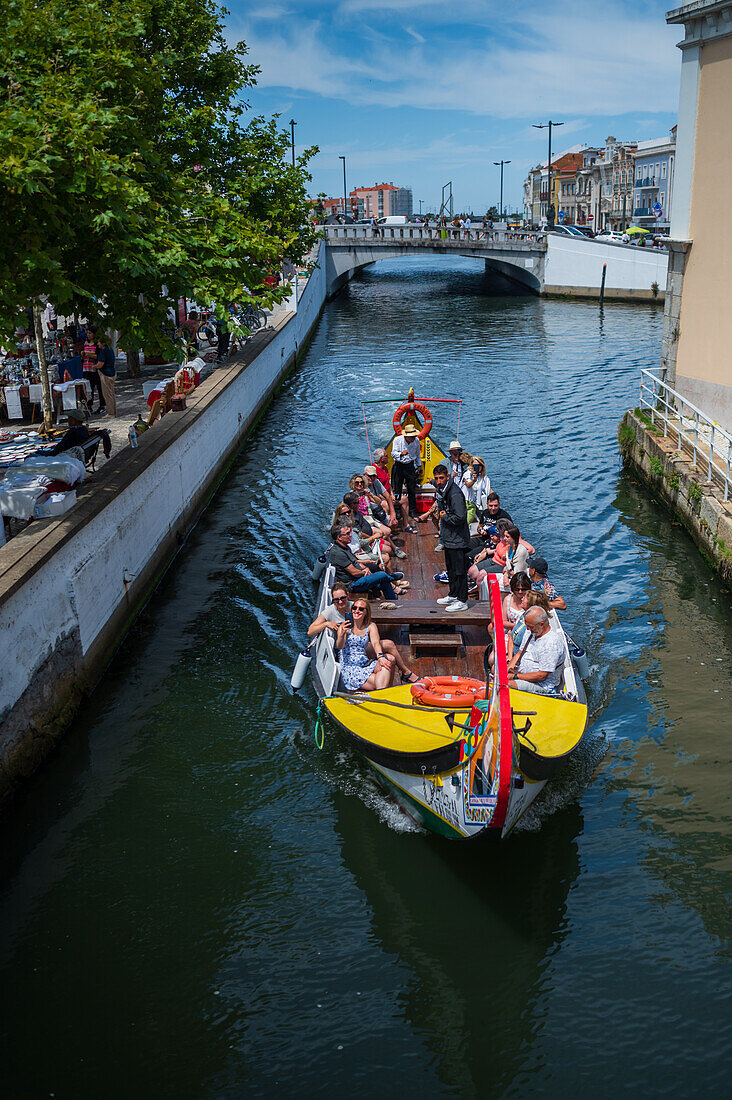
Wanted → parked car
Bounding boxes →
[595,230,626,243]
[377,215,409,226]
[549,224,585,238]
[572,226,595,238]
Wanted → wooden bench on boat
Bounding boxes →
[370,599,493,628]
[409,632,463,658]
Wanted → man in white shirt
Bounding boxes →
[391,423,422,519]
[507,607,565,695]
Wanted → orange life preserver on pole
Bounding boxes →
[393,401,433,440]
[410,676,486,708]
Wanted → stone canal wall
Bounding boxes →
[0,245,327,800]
[619,409,732,589]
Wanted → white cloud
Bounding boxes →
[234,2,680,118]
[404,25,426,43]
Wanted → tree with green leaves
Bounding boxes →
[1,0,316,396]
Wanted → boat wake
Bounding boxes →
[513,727,609,833]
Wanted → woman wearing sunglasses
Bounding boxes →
[336,601,416,692]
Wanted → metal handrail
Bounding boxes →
[321,224,544,245]
[639,369,732,501]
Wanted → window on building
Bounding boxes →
[661,161,667,179]
[660,192,665,208]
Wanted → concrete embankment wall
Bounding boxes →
[0,246,327,799]
[620,410,732,589]
[544,236,668,302]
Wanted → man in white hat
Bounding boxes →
[391,422,422,520]
[447,441,465,484]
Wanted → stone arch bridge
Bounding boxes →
[322,225,668,303]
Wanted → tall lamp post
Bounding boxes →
[289,119,296,167]
[533,120,563,227]
[339,155,347,219]
[493,160,511,220]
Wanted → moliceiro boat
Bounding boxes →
[307,392,589,838]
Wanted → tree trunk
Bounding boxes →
[126,346,141,377]
[32,301,54,431]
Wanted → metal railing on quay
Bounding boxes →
[639,369,732,500]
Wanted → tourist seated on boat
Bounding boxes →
[526,556,566,611]
[468,457,491,513]
[507,607,566,696]
[363,464,394,526]
[503,571,532,630]
[509,590,552,656]
[328,523,403,600]
[478,490,512,527]
[335,599,397,692]
[342,492,403,568]
[500,524,532,586]
[371,449,411,530]
[348,474,391,535]
[447,441,466,484]
[331,504,384,567]
[307,584,418,683]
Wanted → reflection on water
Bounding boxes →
[0,258,730,1096]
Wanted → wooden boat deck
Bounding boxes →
[372,525,493,683]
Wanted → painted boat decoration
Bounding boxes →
[308,391,589,838]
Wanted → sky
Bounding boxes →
[227,0,681,213]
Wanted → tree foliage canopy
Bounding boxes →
[0,0,317,354]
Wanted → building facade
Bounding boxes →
[551,152,585,224]
[575,137,636,231]
[349,183,412,220]
[631,130,676,233]
[661,1,732,430]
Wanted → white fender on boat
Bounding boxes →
[569,641,591,682]
[291,649,312,691]
[311,553,327,581]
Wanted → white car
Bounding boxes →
[595,230,626,243]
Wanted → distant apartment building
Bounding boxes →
[631,129,676,233]
[347,183,412,220]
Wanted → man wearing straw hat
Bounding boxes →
[391,422,422,520]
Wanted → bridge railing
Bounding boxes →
[639,369,732,501]
[321,224,543,245]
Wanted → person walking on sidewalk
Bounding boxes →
[94,340,117,417]
[432,464,471,612]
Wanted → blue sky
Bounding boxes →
[227,0,681,213]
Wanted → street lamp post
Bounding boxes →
[289,119,296,167]
[419,199,423,215]
[339,155,347,219]
[493,160,511,220]
[533,120,563,227]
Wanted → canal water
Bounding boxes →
[1,258,730,1097]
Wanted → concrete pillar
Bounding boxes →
[670,44,701,240]
[660,240,691,388]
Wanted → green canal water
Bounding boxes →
[1,258,730,1097]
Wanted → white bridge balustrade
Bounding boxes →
[640,369,732,500]
[322,224,669,303]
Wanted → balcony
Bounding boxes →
[633,207,654,217]
[635,177,657,188]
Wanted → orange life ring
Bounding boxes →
[410,675,486,707]
[393,401,433,440]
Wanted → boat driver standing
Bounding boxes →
[391,422,422,520]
